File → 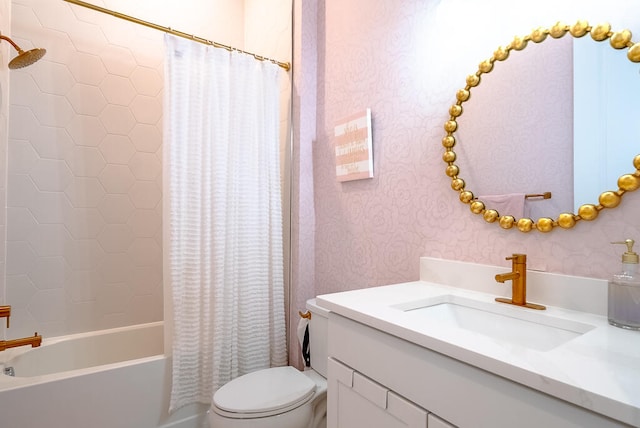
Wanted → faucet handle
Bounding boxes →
[0,305,10,328]
[506,254,526,263]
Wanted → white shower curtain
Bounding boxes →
[163,34,287,411]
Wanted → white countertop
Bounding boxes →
[316,259,640,427]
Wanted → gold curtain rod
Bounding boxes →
[63,0,291,71]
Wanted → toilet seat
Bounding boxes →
[213,366,317,419]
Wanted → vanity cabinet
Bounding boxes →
[326,312,631,428]
[329,357,446,428]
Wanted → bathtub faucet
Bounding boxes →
[0,305,10,327]
[0,333,42,352]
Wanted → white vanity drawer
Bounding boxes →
[428,413,456,428]
[352,371,388,409]
[328,357,428,428]
[388,391,429,427]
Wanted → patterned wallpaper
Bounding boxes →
[290,0,320,369]
[292,0,640,315]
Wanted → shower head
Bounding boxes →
[0,34,46,69]
[8,47,46,69]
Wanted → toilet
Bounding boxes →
[208,299,329,428]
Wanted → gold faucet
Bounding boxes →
[0,333,42,351]
[0,305,43,351]
[495,254,545,310]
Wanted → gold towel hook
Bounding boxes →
[298,310,311,319]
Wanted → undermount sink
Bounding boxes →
[393,295,595,352]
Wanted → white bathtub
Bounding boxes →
[0,322,207,428]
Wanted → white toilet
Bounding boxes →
[208,299,329,428]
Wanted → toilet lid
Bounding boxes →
[213,366,316,414]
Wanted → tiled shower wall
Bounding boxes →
[6,0,291,339]
[7,0,166,338]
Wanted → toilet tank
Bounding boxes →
[306,299,329,378]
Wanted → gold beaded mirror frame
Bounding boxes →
[442,20,640,233]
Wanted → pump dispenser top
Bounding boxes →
[612,239,639,264]
[608,238,640,330]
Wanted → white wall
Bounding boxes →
[0,0,10,341]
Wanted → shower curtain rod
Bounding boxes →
[63,0,291,71]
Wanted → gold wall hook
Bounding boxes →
[298,310,311,319]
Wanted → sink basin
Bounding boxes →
[393,295,595,352]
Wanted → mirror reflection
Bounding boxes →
[574,36,640,211]
[443,21,640,232]
[455,36,573,220]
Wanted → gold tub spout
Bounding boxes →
[0,305,10,327]
[0,332,42,352]
[495,254,545,310]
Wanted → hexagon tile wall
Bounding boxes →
[7,0,164,337]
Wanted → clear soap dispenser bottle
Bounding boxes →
[608,239,640,330]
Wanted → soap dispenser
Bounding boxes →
[608,239,640,330]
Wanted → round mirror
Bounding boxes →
[443,20,640,232]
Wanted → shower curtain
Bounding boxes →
[163,34,287,411]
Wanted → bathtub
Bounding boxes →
[0,322,208,428]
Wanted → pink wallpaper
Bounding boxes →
[289,0,319,368]
[290,0,640,366]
